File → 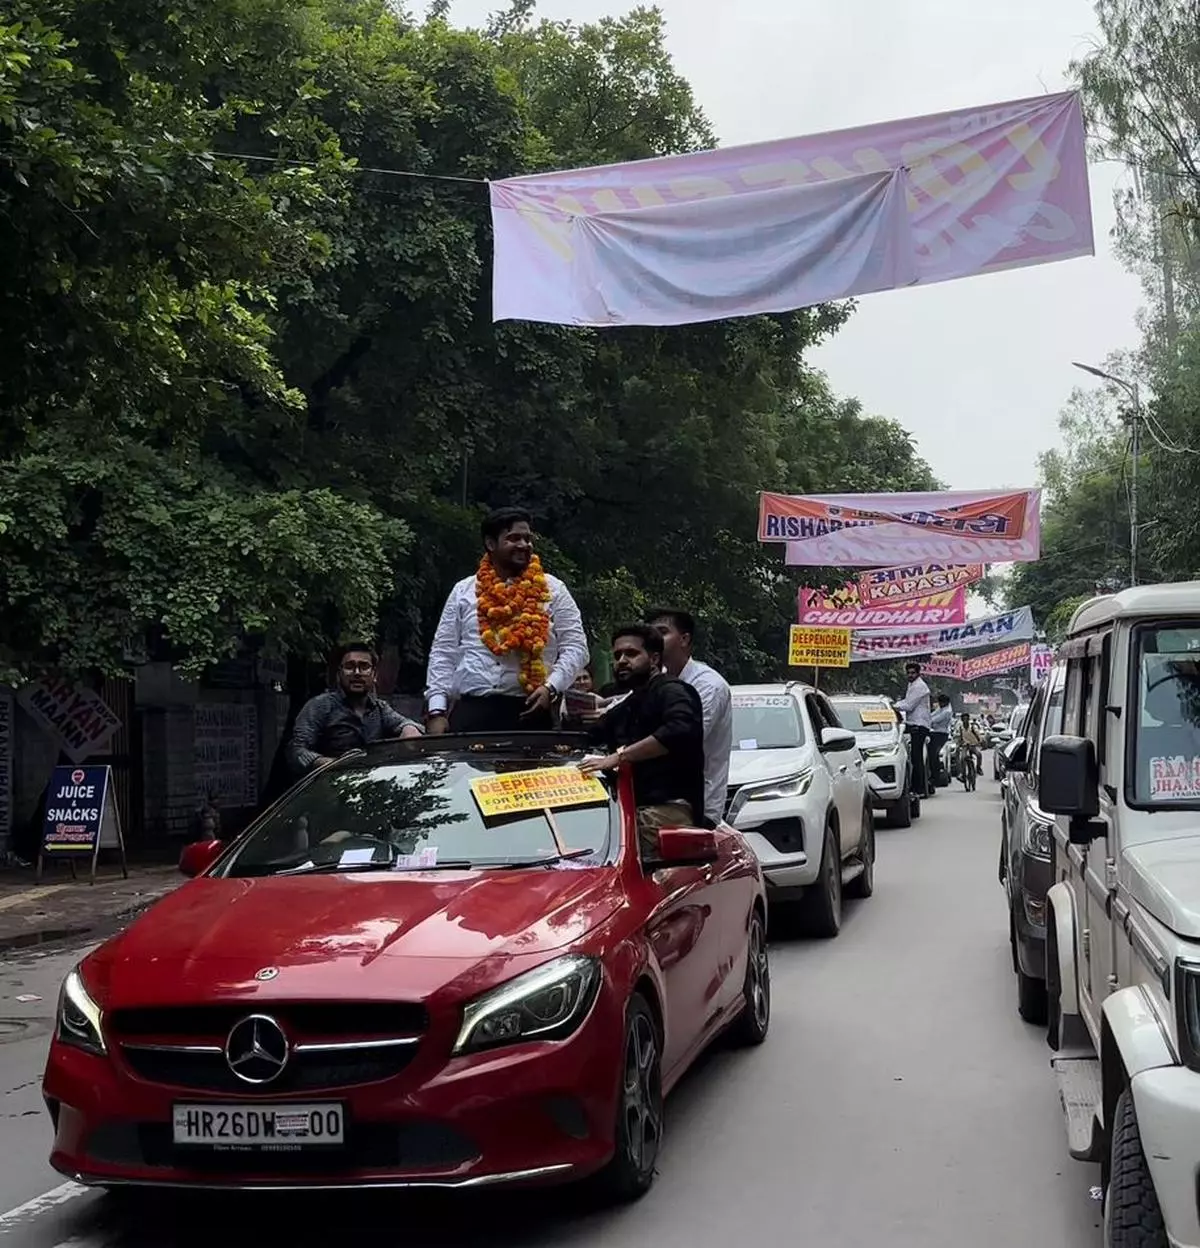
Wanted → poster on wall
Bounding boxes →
[17,680,121,763]
[0,690,12,847]
[194,704,259,808]
[760,488,1042,566]
[798,582,966,628]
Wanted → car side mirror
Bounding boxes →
[1003,737,1029,773]
[650,828,719,868]
[179,838,224,878]
[820,727,857,753]
[1039,735,1099,821]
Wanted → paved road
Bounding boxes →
[0,773,1102,1247]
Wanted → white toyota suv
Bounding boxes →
[726,683,875,937]
[830,695,919,827]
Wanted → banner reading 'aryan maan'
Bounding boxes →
[490,92,1092,327]
[759,488,1041,566]
[857,563,984,607]
[799,583,966,628]
[850,607,1035,662]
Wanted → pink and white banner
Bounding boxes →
[490,92,1092,328]
[1030,643,1054,684]
[760,488,1041,566]
[799,583,966,628]
[960,642,1032,682]
[850,607,1035,662]
[917,654,965,679]
[857,563,984,607]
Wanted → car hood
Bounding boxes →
[1125,841,1200,939]
[84,869,622,1008]
[727,747,814,786]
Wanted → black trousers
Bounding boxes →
[449,695,554,733]
[928,732,949,787]
[907,725,930,796]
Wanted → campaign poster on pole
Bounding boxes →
[37,764,128,884]
[788,626,852,669]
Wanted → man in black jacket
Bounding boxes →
[580,624,705,854]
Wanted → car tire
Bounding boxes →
[910,792,922,821]
[729,908,770,1047]
[890,787,912,828]
[592,993,663,1204]
[1017,965,1048,1025]
[800,822,842,938]
[845,805,875,899]
[1105,1088,1168,1247]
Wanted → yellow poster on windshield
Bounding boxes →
[470,767,609,819]
[788,626,852,668]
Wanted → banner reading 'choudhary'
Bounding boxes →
[490,92,1092,327]
[799,583,966,628]
[758,488,1041,566]
[857,563,984,607]
[960,643,1032,682]
[850,607,1035,662]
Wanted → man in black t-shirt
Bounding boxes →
[580,624,705,855]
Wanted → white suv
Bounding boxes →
[1039,584,1200,1245]
[830,695,919,827]
[726,683,875,937]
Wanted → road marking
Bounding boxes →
[0,1181,87,1232]
[0,886,70,914]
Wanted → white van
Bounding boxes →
[1041,584,1200,1246]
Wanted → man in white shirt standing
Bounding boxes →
[647,608,733,826]
[425,508,589,734]
[895,660,933,798]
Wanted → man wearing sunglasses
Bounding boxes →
[288,642,423,773]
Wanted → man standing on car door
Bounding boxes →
[896,661,933,798]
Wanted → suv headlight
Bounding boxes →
[727,771,813,823]
[861,745,895,760]
[1023,816,1053,859]
[453,955,600,1055]
[56,967,106,1055]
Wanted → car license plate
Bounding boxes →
[172,1103,345,1148]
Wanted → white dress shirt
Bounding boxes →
[896,677,932,730]
[424,572,589,714]
[679,657,733,824]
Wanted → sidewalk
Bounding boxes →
[0,863,183,949]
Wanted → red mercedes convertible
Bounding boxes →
[43,734,769,1200]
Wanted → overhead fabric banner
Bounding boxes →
[918,654,964,679]
[850,607,1035,662]
[960,642,1033,682]
[490,92,1092,327]
[798,583,966,628]
[758,488,1041,566]
[857,563,984,607]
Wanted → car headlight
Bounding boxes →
[727,771,813,823]
[861,745,895,760]
[56,967,106,1056]
[1023,817,1053,859]
[453,955,600,1055]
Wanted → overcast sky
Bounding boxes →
[449,0,1144,493]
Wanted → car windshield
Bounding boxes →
[1132,623,1200,805]
[830,700,896,733]
[731,693,805,749]
[217,748,618,877]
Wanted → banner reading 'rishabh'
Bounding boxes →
[759,488,1041,566]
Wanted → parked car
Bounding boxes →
[829,695,920,827]
[1041,583,1200,1245]
[727,683,875,936]
[998,662,1065,1023]
[992,702,1030,780]
[43,734,770,1201]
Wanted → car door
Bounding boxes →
[806,692,863,854]
[1007,684,1046,894]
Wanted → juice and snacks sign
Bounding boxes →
[857,563,984,607]
[798,582,966,628]
[788,626,852,669]
[759,489,1041,566]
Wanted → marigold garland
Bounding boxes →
[476,554,551,692]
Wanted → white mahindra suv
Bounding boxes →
[830,695,920,827]
[1038,584,1200,1247]
[726,683,875,937]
